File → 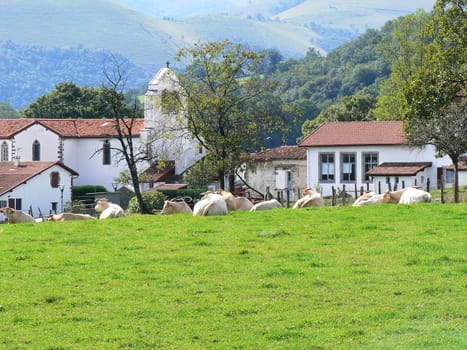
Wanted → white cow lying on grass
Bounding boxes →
[193,192,228,216]
[216,189,253,211]
[293,188,324,208]
[250,199,282,211]
[0,207,35,224]
[48,213,96,221]
[94,198,126,219]
[352,192,386,206]
[399,187,432,204]
[160,200,193,215]
[353,187,431,206]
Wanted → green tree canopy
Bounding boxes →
[374,9,432,120]
[21,82,135,119]
[403,0,467,202]
[173,40,287,190]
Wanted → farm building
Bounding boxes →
[242,146,307,200]
[299,121,455,197]
[0,160,78,220]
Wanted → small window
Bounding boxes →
[50,171,60,188]
[103,140,111,165]
[363,153,378,182]
[341,153,356,182]
[15,198,22,210]
[1,142,8,161]
[32,140,40,161]
[320,153,335,182]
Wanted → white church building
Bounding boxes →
[0,66,203,217]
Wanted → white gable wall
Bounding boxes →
[62,137,145,190]
[13,124,60,161]
[306,144,452,197]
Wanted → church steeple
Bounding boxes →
[144,65,179,129]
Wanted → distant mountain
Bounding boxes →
[116,0,252,19]
[0,0,435,109]
[0,40,147,109]
[117,0,435,33]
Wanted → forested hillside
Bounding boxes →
[269,23,392,144]
[0,41,149,109]
[0,0,434,110]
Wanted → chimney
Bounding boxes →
[14,156,20,167]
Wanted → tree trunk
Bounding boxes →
[228,173,235,193]
[129,165,151,214]
[218,169,225,190]
[454,162,459,203]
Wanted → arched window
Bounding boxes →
[32,140,40,161]
[1,141,8,161]
[103,140,111,165]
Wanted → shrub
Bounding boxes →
[126,192,165,213]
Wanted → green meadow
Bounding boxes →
[0,204,465,349]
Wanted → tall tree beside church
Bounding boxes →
[172,40,287,190]
[100,59,151,214]
[403,0,467,202]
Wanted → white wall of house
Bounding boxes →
[0,164,74,219]
[306,144,452,197]
[13,124,60,161]
[459,171,467,188]
[62,137,145,190]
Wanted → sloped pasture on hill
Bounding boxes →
[0,204,465,349]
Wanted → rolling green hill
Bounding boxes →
[0,0,436,110]
[0,0,322,70]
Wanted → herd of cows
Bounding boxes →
[0,186,433,224]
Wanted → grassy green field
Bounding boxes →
[0,204,465,349]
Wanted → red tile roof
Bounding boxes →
[249,145,306,161]
[0,118,145,138]
[0,161,79,196]
[366,162,432,176]
[299,121,406,147]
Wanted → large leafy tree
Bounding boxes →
[403,0,467,202]
[21,82,135,119]
[172,40,287,190]
[374,9,432,121]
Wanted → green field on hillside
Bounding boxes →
[0,204,465,349]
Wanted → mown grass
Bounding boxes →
[0,204,466,349]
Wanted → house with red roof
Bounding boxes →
[0,160,78,219]
[0,118,146,191]
[299,121,454,197]
[0,67,205,214]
